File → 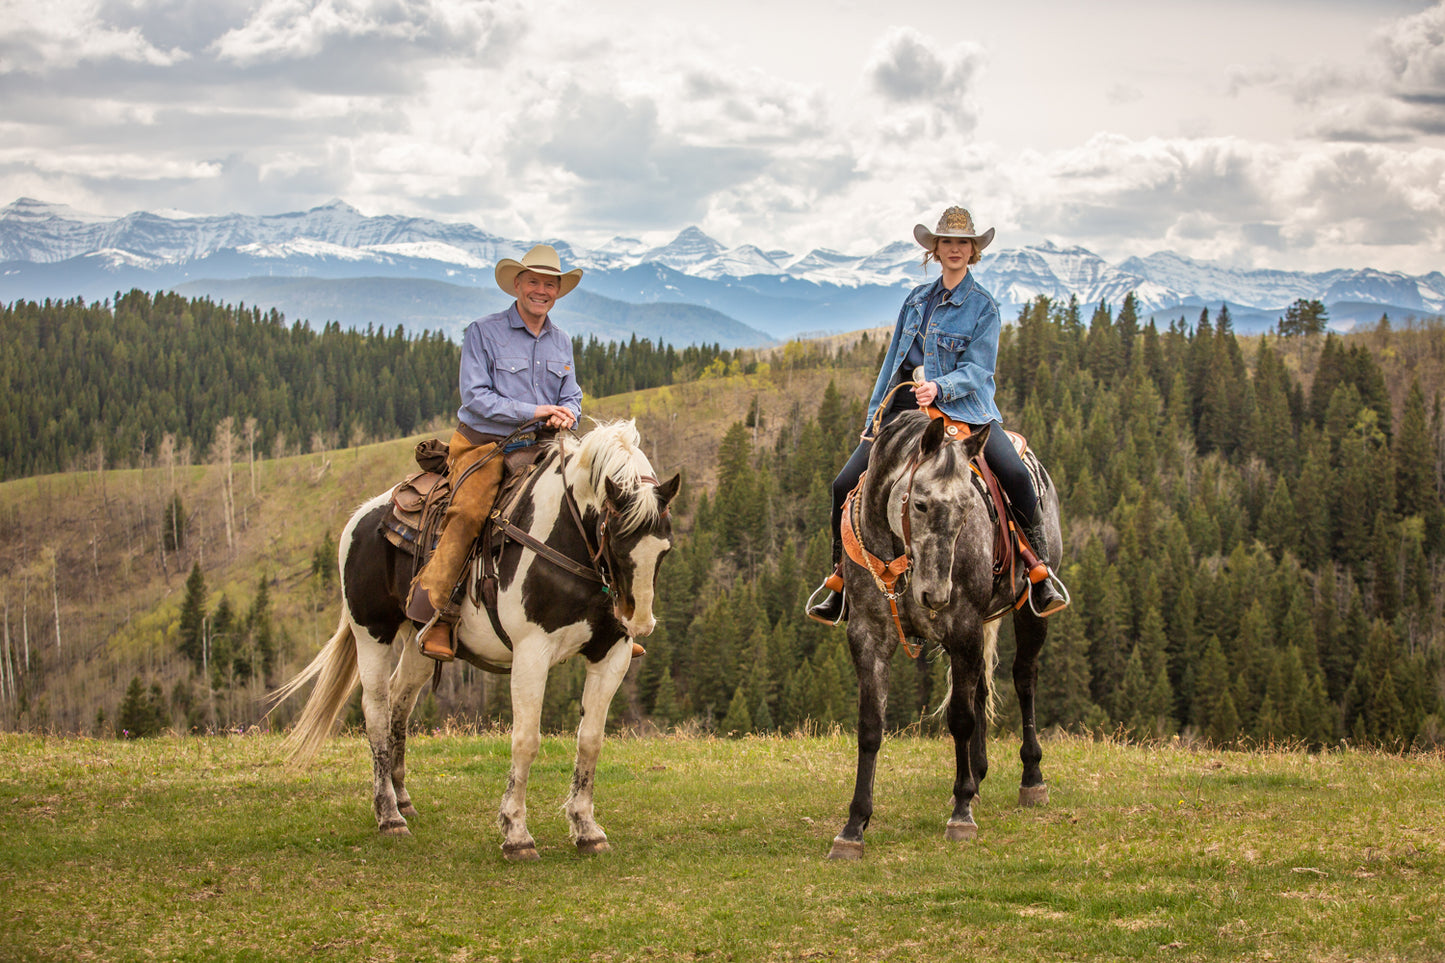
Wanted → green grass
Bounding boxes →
[3,731,1442,962]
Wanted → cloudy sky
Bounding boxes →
[2,0,1444,273]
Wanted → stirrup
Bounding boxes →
[805,580,846,626]
[416,612,456,661]
[1029,571,1071,618]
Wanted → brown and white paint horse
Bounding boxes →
[269,420,679,860]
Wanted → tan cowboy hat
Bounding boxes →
[494,244,583,297]
[913,206,995,253]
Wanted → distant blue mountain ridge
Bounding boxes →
[3,197,1441,348]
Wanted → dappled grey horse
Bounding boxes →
[828,411,1061,858]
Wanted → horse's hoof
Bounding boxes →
[502,842,540,862]
[379,820,411,837]
[945,820,977,842]
[1018,784,1049,808]
[399,803,419,818]
[576,837,610,856]
[827,837,864,860]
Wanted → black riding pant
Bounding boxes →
[829,415,1038,560]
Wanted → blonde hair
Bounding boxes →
[921,237,980,270]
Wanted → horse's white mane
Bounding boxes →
[562,419,662,532]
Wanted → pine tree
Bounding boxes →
[1257,475,1297,560]
[178,563,207,669]
[1395,379,1434,519]
[719,685,754,736]
[651,670,682,728]
[117,676,165,738]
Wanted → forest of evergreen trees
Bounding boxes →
[624,295,1445,749]
[0,291,753,481]
[0,291,458,479]
[6,286,1444,750]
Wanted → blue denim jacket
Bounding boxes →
[864,272,1004,433]
[457,304,583,437]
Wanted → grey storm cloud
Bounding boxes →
[535,90,773,228]
[864,27,983,136]
[866,28,982,103]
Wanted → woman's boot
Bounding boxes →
[1021,508,1068,617]
[805,542,847,625]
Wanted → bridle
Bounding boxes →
[561,461,668,594]
[843,389,981,657]
[841,441,963,659]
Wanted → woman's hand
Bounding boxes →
[914,380,940,407]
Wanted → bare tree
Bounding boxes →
[44,547,60,655]
[244,417,259,499]
[2,583,11,704]
[20,569,30,672]
[212,417,238,551]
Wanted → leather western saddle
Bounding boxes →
[381,437,551,580]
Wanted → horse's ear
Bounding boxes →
[963,422,991,460]
[604,476,625,508]
[656,472,682,507]
[920,415,949,457]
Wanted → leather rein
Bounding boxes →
[475,444,663,649]
[842,382,1018,657]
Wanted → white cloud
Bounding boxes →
[209,0,520,64]
[0,0,1440,275]
[0,0,190,70]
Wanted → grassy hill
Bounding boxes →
[7,314,1445,742]
[0,351,877,735]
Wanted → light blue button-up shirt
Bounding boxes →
[864,271,1004,431]
[456,304,583,437]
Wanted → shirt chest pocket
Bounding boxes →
[492,356,532,396]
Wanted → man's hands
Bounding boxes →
[913,380,940,407]
[534,404,576,430]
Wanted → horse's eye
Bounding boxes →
[912,500,928,514]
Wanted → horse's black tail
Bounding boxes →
[265,612,359,765]
[930,620,1001,724]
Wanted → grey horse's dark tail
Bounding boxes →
[931,619,1001,724]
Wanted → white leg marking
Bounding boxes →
[568,640,631,850]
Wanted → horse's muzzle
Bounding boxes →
[615,601,656,637]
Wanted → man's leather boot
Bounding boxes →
[419,619,456,662]
[1022,509,1067,617]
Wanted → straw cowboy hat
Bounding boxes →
[494,244,584,297]
[913,206,995,253]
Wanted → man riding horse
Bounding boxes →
[408,244,602,662]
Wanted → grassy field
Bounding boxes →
[3,730,1442,962]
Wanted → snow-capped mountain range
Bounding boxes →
[3,197,1442,346]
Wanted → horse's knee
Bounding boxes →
[512,730,541,761]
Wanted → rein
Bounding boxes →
[847,388,1031,655]
[482,448,664,634]
[841,450,931,659]
[491,449,624,589]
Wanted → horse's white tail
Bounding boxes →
[265,613,359,765]
[930,620,1001,725]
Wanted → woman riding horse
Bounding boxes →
[806,205,1066,623]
